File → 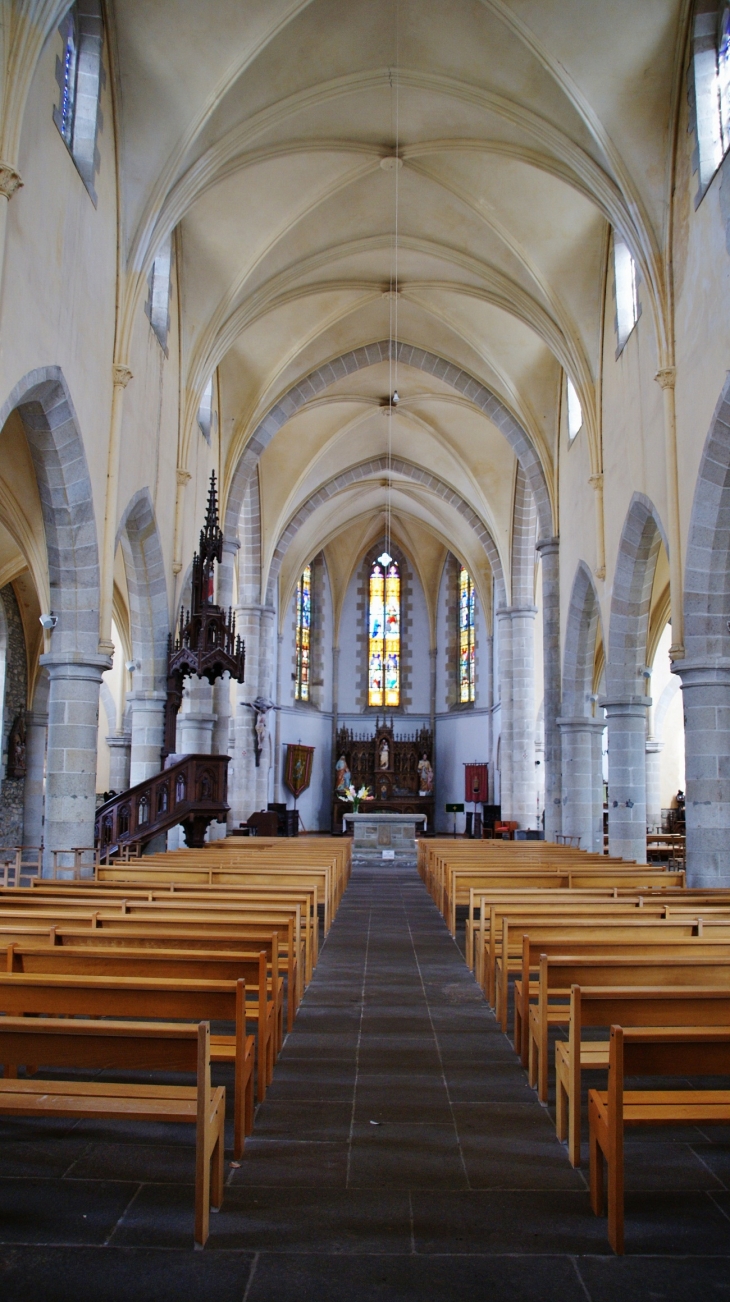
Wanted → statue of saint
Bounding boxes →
[379,739,389,769]
[335,754,351,791]
[417,753,433,796]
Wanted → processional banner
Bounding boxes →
[464,763,488,804]
[285,744,315,798]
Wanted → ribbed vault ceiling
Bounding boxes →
[111,0,685,608]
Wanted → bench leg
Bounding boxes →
[588,1101,603,1216]
[528,1026,537,1090]
[513,999,522,1056]
[607,1131,625,1255]
[555,1059,568,1144]
[537,1031,549,1105]
[211,1098,225,1213]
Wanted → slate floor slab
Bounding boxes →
[3,856,730,1300]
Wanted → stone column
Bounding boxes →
[274,632,284,801]
[40,653,111,871]
[509,605,537,828]
[590,721,606,854]
[22,710,47,850]
[177,676,215,755]
[495,607,512,818]
[231,603,262,825]
[127,692,167,784]
[601,696,650,863]
[558,716,605,851]
[537,537,562,842]
[106,732,131,793]
[256,606,276,808]
[645,739,664,831]
[673,660,730,887]
[212,676,231,756]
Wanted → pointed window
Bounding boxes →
[295,566,311,702]
[691,2,730,202]
[145,236,172,353]
[198,376,214,443]
[53,2,104,204]
[458,566,475,703]
[566,377,583,442]
[368,553,400,707]
[614,234,639,354]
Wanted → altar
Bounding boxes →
[332,718,434,833]
[343,812,428,858]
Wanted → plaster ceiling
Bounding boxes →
[111,0,685,597]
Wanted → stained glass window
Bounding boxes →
[459,565,475,703]
[295,565,311,701]
[368,553,400,707]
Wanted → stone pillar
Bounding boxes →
[590,721,606,854]
[274,633,284,801]
[22,710,47,850]
[127,692,166,784]
[231,603,262,825]
[40,653,111,870]
[673,660,730,887]
[509,605,537,828]
[601,697,650,863]
[558,717,605,851]
[645,738,664,831]
[495,607,512,818]
[106,732,131,793]
[177,676,215,755]
[256,606,276,807]
[537,537,562,842]
[212,676,231,756]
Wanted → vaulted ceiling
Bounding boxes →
[113,0,685,619]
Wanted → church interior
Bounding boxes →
[0,1,729,1297]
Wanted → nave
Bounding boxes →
[1,855,728,1301]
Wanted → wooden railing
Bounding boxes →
[94,754,230,857]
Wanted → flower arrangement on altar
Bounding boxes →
[337,784,372,812]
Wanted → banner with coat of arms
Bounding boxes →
[464,762,488,804]
[285,744,315,798]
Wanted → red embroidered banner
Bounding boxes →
[284,744,315,798]
[464,763,488,803]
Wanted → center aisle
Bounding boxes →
[228,858,612,1300]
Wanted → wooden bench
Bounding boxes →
[589,1025,730,1254]
[531,966,730,1161]
[0,967,255,1154]
[0,1016,225,1247]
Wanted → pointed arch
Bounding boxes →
[510,463,538,606]
[562,561,603,717]
[607,493,667,699]
[116,489,169,693]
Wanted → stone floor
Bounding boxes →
[1,858,729,1300]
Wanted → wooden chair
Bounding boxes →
[0,1017,225,1248]
[589,1025,730,1254]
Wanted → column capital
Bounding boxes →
[40,652,112,680]
[535,535,559,557]
[672,657,730,688]
[645,738,664,754]
[222,536,240,555]
[498,604,538,619]
[112,363,133,389]
[556,715,606,733]
[588,473,603,490]
[599,694,652,717]
[0,162,22,199]
[176,467,192,487]
[26,711,48,729]
[655,366,676,390]
[106,733,132,749]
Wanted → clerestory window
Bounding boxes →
[614,234,640,355]
[691,1,730,203]
[145,236,173,354]
[198,376,214,443]
[53,2,104,205]
[566,377,583,442]
[294,566,312,702]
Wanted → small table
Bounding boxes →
[343,812,427,859]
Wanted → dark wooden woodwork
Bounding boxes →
[94,754,230,854]
[333,719,434,832]
[163,473,245,760]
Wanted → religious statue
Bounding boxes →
[249,696,277,768]
[335,754,351,791]
[417,752,433,796]
[379,738,389,769]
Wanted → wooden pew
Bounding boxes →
[549,968,728,1171]
[0,1017,225,1248]
[0,967,255,1152]
[589,1025,730,1254]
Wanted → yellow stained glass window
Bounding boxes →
[459,565,475,703]
[295,565,311,701]
[369,553,400,707]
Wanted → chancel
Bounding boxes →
[0,0,728,1295]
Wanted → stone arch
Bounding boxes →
[224,341,553,547]
[684,372,730,663]
[606,493,667,699]
[562,561,603,717]
[238,469,262,606]
[264,456,506,608]
[0,368,101,659]
[511,464,538,606]
[116,489,169,694]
